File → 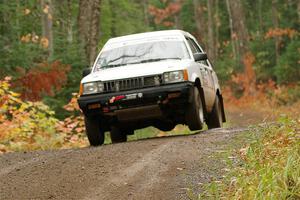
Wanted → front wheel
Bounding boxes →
[185,87,204,131]
[84,116,105,146]
[207,95,223,129]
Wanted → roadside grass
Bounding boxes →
[197,116,300,200]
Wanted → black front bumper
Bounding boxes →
[77,82,193,116]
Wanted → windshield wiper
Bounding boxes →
[139,57,181,63]
[101,63,127,69]
[107,54,137,65]
[101,57,181,69]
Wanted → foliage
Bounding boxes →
[56,93,86,146]
[1,0,299,118]
[148,0,181,27]
[275,40,300,84]
[198,116,300,199]
[0,77,62,153]
[0,77,86,153]
[14,61,70,101]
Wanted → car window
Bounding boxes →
[189,38,202,53]
[186,38,198,54]
[186,38,209,66]
[94,40,190,71]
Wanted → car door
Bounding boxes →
[186,37,215,112]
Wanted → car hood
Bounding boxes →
[81,59,190,83]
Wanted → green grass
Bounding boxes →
[197,116,300,200]
[103,121,231,144]
[104,125,195,144]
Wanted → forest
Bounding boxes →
[0,0,299,152]
[0,1,299,199]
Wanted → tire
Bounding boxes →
[110,126,127,143]
[186,87,204,131]
[84,116,105,146]
[207,95,223,129]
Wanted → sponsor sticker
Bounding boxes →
[109,93,143,103]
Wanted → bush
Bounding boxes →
[275,40,300,84]
[0,77,63,152]
[0,77,87,153]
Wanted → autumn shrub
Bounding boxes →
[0,77,63,153]
[222,49,300,110]
[0,77,87,153]
[56,93,87,147]
[199,116,300,199]
[14,61,70,101]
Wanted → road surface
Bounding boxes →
[0,125,248,200]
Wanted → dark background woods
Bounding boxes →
[0,0,299,119]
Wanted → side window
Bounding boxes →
[189,39,202,53]
[186,38,198,54]
[187,38,209,66]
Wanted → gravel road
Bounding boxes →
[0,126,248,200]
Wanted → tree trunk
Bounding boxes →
[258,0,263,36]
[225,0,249,68]
[41,0,53,58]
[226,0,256,96]
[78,0,101,65]
[193,0,207,49]
[88,0,101,65]
[142,0,149,26]
[225,0,237,66]
[298,0,300,23]
[214,0,220,58]
[207,0,215,62]
[109,0,116,37]
[272,0,280,64]
[78,0,90,62]
[174,15,181,29]
[67,0,73,43]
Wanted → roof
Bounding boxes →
[102,30,194,51]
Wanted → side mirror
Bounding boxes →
[82,68,91,78]
[193,53,208,62]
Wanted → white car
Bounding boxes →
[78,30,226,146]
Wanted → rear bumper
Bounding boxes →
[77,82,193,117]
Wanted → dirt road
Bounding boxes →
[0,124,248,200]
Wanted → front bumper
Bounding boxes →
[77,82,193,116]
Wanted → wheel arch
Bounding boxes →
[216,89,226,122]
[193,78,209,118]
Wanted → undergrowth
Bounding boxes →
[198,116,300,200]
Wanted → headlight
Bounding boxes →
[164,70,187,83]
[83,82,103,95]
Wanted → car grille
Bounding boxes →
[103,75,162,93]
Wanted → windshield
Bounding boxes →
[93,40,190,71]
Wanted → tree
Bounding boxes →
[272,0,280,64]
[78,0,102,65]
[193,0,207,49]
[41,0,54,58]
[207,0,216,62]
[225,0,249,68]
